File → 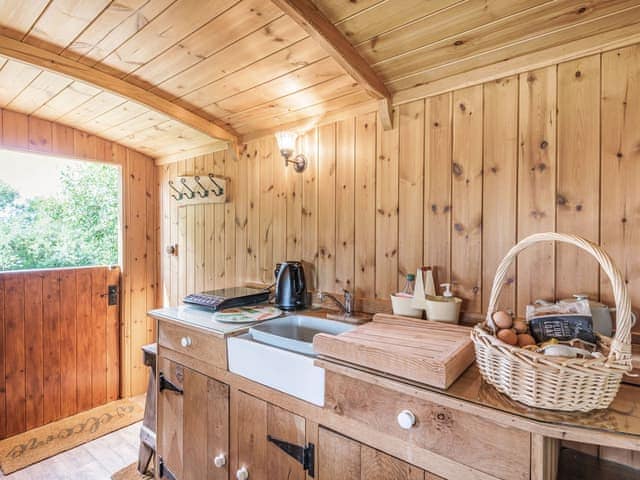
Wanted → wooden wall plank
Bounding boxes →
[185,160,196,298]
[224,147,238,288]
[517,66,557,315]
[106,267,120,401]
[286,141,303,261]
[424,92,452,288]
[51,122,75,158]
[302,129,319,290]
[203,154,216,291]
[600,45,640,333]
[24,273,43,430]
[194,156,206,293]
[272,138,287,269]
[482,76,518,312]
[375,109,398,299]
[335,118,355,292]
[4,275,25,436]
[259,139,274,285]
[246,143,260,282]
[235,146,249,286]
[59,270,77,417]
[2,109,28,149]
[28,115,52,153]
[318,123,336,293]
[169,161,179,305]
[556,55,601,300]
[128,150,152,395]
[178,204,187,302]
[355,112,377,299]
[159,164,172,305]
[451,85,484,313]
[398,100,425,285]
[42,271,61,424]
[76,269,92,412]
[91,268,107,408]
[213,151,226,289]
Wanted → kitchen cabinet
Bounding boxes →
[233,390,310,480]
[317,427,441,480]
[157,357,229,480]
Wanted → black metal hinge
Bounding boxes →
[159,373,183,395]
[267,435,315,477]
[159,458,177,480]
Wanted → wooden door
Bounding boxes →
[157,357,229,480]
[317,427,441,480]
[0,266,120,439]
[234,391,307,480]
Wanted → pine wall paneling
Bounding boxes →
[0,109,158,437]
[158,44,640,338]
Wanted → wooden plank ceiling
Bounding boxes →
[0,0,638,157]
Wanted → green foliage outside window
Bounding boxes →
[0,162,120,271]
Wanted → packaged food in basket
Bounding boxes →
[525,299,597,344]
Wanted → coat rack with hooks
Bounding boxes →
[168,174,227,205]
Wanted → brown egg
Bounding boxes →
[513,319,528,334]
[492,310,513,329]
[497,328,518,345]
[517,333,536,347]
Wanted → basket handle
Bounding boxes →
[486,232,632,362]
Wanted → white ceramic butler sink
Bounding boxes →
[227,315,354,406]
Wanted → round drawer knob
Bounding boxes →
[236,466,249,480]
[213,454,226,468]
[397,410,416,429]
[180,336,192,347]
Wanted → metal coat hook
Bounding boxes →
[193,176,209,198]
[180,178,196,199]
[208,174,224,197]
[168,180,183,201]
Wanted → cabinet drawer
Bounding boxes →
[158,320,227,370]
[324,371,530,480]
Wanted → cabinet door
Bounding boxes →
[318,427,440,480]
[157,357,229,480]
[234,391,307,480]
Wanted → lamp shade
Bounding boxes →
[275,131,298,153]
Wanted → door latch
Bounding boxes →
[159,458,177,480]
[267,435,314,477]
[107,285,118,306]
[159,373,183,395]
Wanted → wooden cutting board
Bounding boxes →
[313,313,475,389]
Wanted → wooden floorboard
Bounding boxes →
[0,421,142,480]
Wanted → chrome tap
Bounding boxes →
[318,289,353,316]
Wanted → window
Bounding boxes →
[0,149,121,271]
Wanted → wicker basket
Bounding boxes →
[471,232,634,412]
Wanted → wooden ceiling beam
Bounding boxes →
[0,34,239,148]
[271,0,394,130]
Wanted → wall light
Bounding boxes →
[275,131,307,173]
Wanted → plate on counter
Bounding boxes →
[213,305,282,323]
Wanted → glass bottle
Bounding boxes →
[400,273,415,296]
